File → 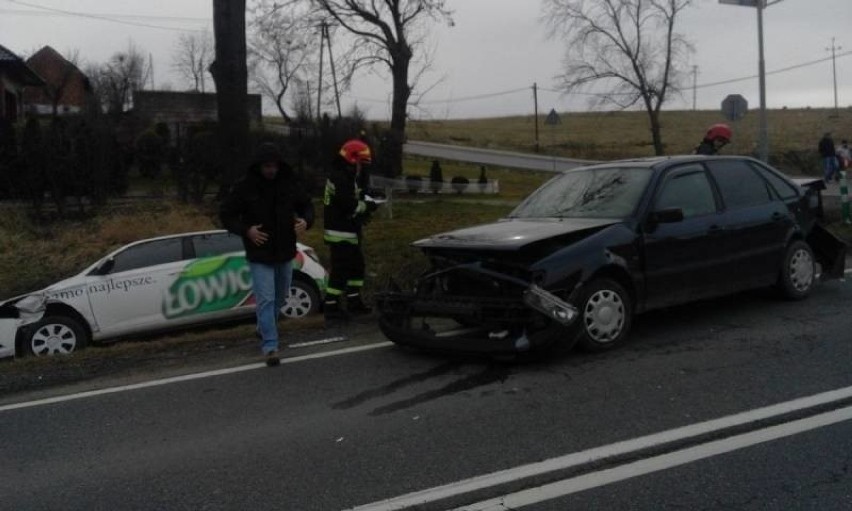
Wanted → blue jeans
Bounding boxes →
[823,156,839,182]
[249,261,292,354]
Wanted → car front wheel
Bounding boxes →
[778,240,816,300]
[574,278,633,352]
[26,316,88,356]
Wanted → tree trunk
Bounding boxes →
[211,0,250,196]
[644,97,664,156]
[387,51,411,178]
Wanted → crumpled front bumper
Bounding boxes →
[377,285,578,354]
[0,295,47,359]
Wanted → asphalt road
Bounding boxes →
[2,278,852,510]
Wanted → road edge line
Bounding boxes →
[0,341,393,413]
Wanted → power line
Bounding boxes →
[695,50,852,90]
[0,7,209,22]
[2,0,208,32]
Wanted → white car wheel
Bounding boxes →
[28,316,87,356]
[281,279,320,318]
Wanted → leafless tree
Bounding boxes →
[306,0,453,177]
[543,0,693,155]
[172,31,214,93]
[87,42,150,114]
[248,0,315,122]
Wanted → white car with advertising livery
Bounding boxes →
[0,230,327,358]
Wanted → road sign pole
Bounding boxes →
[756,2,769,162]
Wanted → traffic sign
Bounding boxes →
[721,94,748,122]
[545,109,561,126]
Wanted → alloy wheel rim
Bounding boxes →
[31,324,77,356]
[584,289,625,343]
[282,287,312,318]
[789,248,814,292]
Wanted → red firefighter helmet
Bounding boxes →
[705,123,732,143]
[339,139,372,165]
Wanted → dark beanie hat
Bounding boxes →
[252,143,283,165]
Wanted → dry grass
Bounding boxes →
[408,108,852,172]
[0,203,219,298]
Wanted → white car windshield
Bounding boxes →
[510,167,653,219]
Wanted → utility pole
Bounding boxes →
[828,37,842,117]
[317,22,325,121]
[533,83,540,153]
[148,53,155,90]
[756,1,768,162]
[692,65,699,111]
[325,23,343,118]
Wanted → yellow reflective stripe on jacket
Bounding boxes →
[324,229,359,244]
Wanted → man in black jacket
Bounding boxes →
[323,139,377,323]
[220,143,314,366]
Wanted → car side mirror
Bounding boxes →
[94,258,115,275]
[649,208,685,226]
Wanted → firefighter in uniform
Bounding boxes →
[323,139,377,322]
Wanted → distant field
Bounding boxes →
[406,108,852,174]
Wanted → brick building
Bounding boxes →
[23,46,91,116]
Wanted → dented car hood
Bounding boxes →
[413,218,620,251]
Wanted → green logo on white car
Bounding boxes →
[163,256,252,319]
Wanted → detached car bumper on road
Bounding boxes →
[378,156,847,355]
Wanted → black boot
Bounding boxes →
[347,293,372,316]
[324,298,348,328]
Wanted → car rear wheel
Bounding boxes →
[281,278,320,318]
[574,278,633,352]
[26,316,88,356]
[778,240,816,300]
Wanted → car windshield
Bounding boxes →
[509,167,653,219]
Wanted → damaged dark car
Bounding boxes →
[377,156,847,355]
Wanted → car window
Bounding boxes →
[707,160,772,210]
[110,238,185,273]
[655,167,717,219]
[193,233,244,258]
[749,162,799,200]
[510,167,653,219]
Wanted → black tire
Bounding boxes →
[573,278,633,353]
[777,240,816,300]
[281,277,321,318]
[26,316,88,357]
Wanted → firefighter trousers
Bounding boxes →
[326,241,365,300]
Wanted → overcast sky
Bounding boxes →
[0,0,849,120]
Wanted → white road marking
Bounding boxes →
[347,384,852,511]
[0,341,393,413]
[290,336,349,348]
[454,405,852,510]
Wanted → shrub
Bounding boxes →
[478,166,488,193]
[405,175,423,194]
[136,130,165,179]
[451,176,469,194]
[429,160,443,194]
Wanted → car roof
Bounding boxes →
[562,154,764,173]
